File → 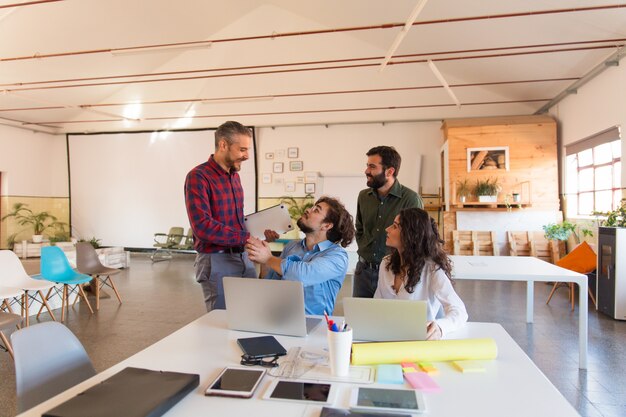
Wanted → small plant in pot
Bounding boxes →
[1,202,67,243]
[594,199,626,228]
[279,194,315,237]
[543,220,593,255]
[456,179,472,203]
[473,178,501,203]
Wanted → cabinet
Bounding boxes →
[597,227,626,320]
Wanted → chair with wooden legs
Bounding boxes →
[452,230,474,255]
[76,242,122,310]
[32,246,94,322]
[0,250,57,326]
[0,311,22,359]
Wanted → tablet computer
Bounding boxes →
[244,204,293,239]
[349,387,426,414]
[205,367,266,398]
[263,380,336,405]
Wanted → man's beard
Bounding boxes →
[297,218,314,234]
[225,154,242,172]
[366,171,386,189]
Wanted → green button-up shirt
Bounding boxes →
[355,180,423,264]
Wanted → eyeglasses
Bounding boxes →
[240,355,280,368]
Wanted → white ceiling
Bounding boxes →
[0,0,625,133]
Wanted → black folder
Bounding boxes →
[43,367,199,417]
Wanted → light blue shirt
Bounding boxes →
[266,239,348,315]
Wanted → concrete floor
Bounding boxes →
[1,253,625,417]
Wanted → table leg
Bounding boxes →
[526,281,534,323]
[579,278,588,369]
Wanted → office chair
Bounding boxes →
[76,242,122,310]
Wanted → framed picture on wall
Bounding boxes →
[273,162,284,173]
[265,152,274,159]
[467,147,509,172]
[285,182,296,192]
[261,173,272,184]
[288,147,299,158]
[289,161,303,171]
[305,183,315,194]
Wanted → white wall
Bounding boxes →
[0,125,68,197]
[550,61,626,187]
[256,121,443,200]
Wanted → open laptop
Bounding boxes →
[343,298,428,342]
[223,277,322,337]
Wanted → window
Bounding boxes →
[565,127,621,216]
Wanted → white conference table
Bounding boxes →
[19,310,580,417]
[450,255,588,369]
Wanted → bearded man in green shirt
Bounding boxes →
[353,146,423,298]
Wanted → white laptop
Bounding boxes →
[343,298,428,342]
[223,277,322,337]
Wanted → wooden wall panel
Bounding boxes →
[443,115,559,211]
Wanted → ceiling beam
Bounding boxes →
[535,45,626,114]
[380,0,428,71]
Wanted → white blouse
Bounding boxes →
[374,257,468,337]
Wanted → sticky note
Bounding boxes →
[404,371,441,393]
[402,366,417,373]
[452,360,487,373]
[376,364,404,384]
[418,362,439,375]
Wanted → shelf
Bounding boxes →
[453,202,531,210]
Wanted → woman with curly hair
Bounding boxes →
[374,207,468,339]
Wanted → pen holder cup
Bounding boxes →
[327,328,353,377]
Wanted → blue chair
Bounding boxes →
[33,247,94,321]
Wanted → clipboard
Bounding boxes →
[244,204,293,239]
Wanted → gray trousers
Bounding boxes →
[195,252,257,312]
[352,261,380,298]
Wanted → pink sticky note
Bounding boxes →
[404,371,442,393]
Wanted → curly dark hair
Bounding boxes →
[317,196,355,248]
[386,207,452,293]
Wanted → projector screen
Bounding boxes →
[68,129,257,248]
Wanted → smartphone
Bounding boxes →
[263,380,336,405]
[205,367,266,398]
[349,387,426,414]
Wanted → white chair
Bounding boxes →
[0,250,57,326]
[0,285,24,315]
[12,321,96,413]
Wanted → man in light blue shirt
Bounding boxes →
[246,196,355,315]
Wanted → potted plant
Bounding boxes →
[279,194,315,237]
[473,178,501,203]
[456,179,472,203]
[543,220,593,256]
[1,202,67,243]
[594,199,626,228]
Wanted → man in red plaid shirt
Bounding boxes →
[184,121,257,311]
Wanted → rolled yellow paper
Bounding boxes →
[351,338,497,365]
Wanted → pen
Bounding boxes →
[330,322,339,332]
[323,310,330,326]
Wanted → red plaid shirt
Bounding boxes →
[184,155,249,253]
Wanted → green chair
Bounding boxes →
[175,229,195,251]
[151,227,184,262]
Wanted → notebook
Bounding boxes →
[223,277,322,337]
[43,367,199,417]
[343,298,427,342]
